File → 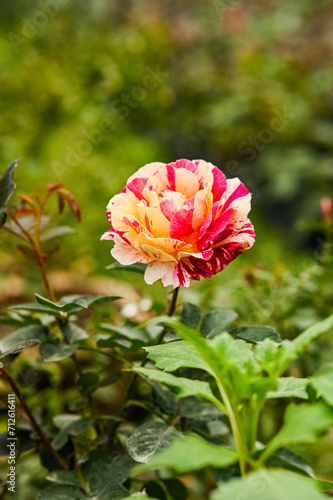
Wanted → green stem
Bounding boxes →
[168,287,179,317]
[216,380,247,476]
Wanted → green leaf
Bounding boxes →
[266,448,315,478]
[36,485,88,500]
[81,451,133,499]
[132,367,221,406]
[106,262,147,274]
[181,303,201,329]
[46,471,81,487]
[211,469,328,500]
[62,322,89,342]
[151,381,177,416]
[0,160,18,226]
[40,226,76,241]
[126,421,182,462]
[279,314,333,374]
[310,363,333,406]
[200,310,238,338]
[144,340,212,374]
[179,396,224,424]
[40,341,78,362]
[133,433,237,474]
[128,494,159,500]
[262,402,333,461]
[267,377,309,399]
[230,325,281,344]
[0,325,49,358]
[9,302,65,317]
[52,416,94,450]
[162,478,188,500]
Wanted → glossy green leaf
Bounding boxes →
[0,325,49,359]
[133,367,221,406]
[126,420,182,462]
[46,470,81,487]
[40,341,78,362]
[81,451,133,499]
[200,310,238,338]
[36,485,88,500]
[211,469,328,500]
[262,402,333,460]
[310,363,333,406]
[144,340,211,374]
[0,160,18,226]
[133,433,237,474]
[181,303,201,329]
[52,416,94,450]
[179,396,224,424]
[267,377,309,399]
[230,325,281,344]
[266,448,315,478]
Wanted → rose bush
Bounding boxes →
[102,159,255,287]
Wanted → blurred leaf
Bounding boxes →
[52,417,94,450]
[151,381,178,416]
[310,363,333,406]
[133,367,221,405]
[36,485,88,500]
[262,402,333,461]
[179,396,224,424]
[267,377,309,399]
[62,322,89,342]
[200,310,238,338]
[230,325,281,344]
[133,434,237,474]
[16,244,37,261]
[162,478,188,500]
[181,303,201,329]
[211,469,328,500]
[40,341,79,362]
[0,325,49,358]
[144,340,211,374]
[46,470,81,487]
[77,372,100,392]
[81,451,133,499]
[0,160,18,226]
[106,262,147,274]
[145,481,167,500]
[126,421,182,463]
[129,494,159,500]
[266,448,315,478]
[40,226,76,241]
[57,188,81,222]
[99,323,149,342]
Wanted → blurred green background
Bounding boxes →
[0,0,333,492]
[0,0,332,322]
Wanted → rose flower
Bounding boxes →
[102,159,255,288]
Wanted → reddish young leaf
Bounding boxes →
[47,182,64,194]
[58,188,81,222]
[14,208,36,218]
[19,194,35,206]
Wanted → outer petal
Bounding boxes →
[127,162,164,183]
[111,233,151,265]
[144,261,178,287]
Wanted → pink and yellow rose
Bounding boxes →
[102,159,255,288]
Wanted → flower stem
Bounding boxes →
[0,365,66,468]
[168,287,179,316]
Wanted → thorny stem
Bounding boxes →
[0,364,66,468]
